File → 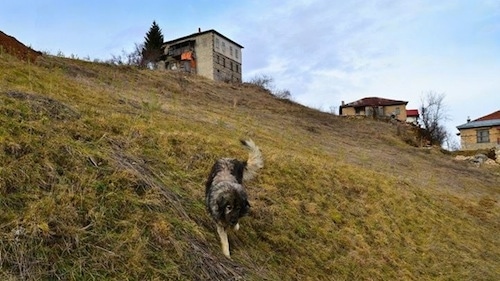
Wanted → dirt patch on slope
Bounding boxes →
[0,30,42,62]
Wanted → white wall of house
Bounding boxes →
[406,116,418,124]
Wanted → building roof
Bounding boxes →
[456,119,500,130]
[456,110,500,130]
[406,109,419,117]
[163,29,244,48]
[342,97,408,108]
[474,110,500,121]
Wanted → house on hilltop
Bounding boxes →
[406,109,420,125]
[456,110,500,150]
[159,29,243,82]
[339,97,408,122]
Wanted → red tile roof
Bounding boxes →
[342,97,408,107]
[406,109,419,116]
[474,110,500,121]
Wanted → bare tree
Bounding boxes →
[247,74,292,100]
[445,131,461,151]
[419,91,449,146]
[273,89,291,99]
[329,105,337,115]
[106,43,144,66]
[127,43,144,66]
[248,74,274,91]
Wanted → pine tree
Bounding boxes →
[142,21,164,68]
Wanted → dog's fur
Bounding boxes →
[205,139,263,258]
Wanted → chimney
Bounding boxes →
[341,101,345,106]
[467,116,471,123]
[198,27,201,33]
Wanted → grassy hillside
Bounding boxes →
[0,52,499,281]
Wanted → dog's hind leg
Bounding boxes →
[217,225,231,258]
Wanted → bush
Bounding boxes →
[248,74,274,90]
[247,74,291,100]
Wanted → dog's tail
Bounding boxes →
[241,139,264,181]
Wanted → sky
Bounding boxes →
[1,0,499,148]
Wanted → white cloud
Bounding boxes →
[231,0,500,142]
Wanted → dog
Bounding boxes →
[205,139,263,258]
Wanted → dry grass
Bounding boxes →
[0,53,499,280]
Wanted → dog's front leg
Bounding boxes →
[217,225,230,258]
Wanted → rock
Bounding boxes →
[470,154,488,167]
[484,159,497,165]
[454,155,470,161]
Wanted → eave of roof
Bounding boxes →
[342,97,408,107]
[474,110,500,121]
[456,119,500,130]
[406,109,419,116]
[162,29,244,48]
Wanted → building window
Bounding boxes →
[222,58,225,67]
[215,38,220,49]
[235,49,239,59]
[221,41,226,52]
[230,61,233,71]
[216,55,220,64]
[476,129,490,143]
[230,46,233,57]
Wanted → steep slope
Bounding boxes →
[0,53,499,280]
[0,31,42,62]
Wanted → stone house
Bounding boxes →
[159,29,243,82]
[339,97,408,122]
[456,110,500,150]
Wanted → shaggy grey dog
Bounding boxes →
[205,139,263,258]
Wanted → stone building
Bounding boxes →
[339,97,409,122]
[160,29,243,82]
[456,110,500,150]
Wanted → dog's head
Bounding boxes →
[217,184,251,227]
